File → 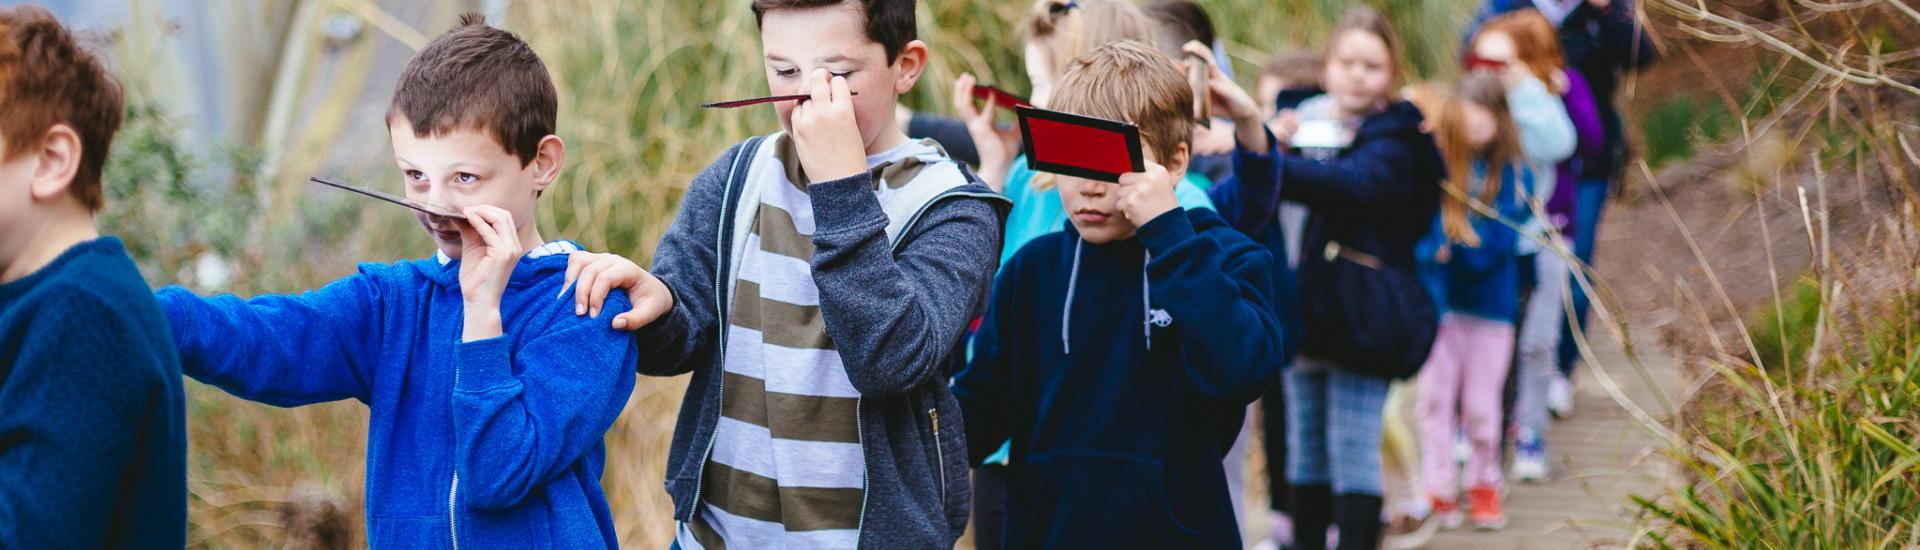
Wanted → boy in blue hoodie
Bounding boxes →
[953,41,1285,549]
[0,6,186,547]
[154,16,638,548]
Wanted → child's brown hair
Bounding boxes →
[1142,0,1214,62]
[1262,48,1323,90]
[387,14,555,168]
[1049,40,1192,175]
[0,5,123,212]
[752,0,918,62]
[1431,73,1521,247]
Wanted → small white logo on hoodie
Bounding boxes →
[1147,309,1173,328]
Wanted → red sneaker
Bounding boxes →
[1430,495,1463,530]
[1468,486,1506,530]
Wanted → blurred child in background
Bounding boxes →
[1415,72,1534,532]
[1479,8,1607,483]
[1264,8,1444,550]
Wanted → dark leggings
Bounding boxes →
[970,464,1009,550]
[1261,377,1291,514]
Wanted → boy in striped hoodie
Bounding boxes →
[562,0,1010,547]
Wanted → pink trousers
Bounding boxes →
[1417,313,1516,497]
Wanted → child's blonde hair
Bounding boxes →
[1429,72,1522,247]
[1027,0,1154,84]
[1026,0,1154,190]
[1048,40,1194,176]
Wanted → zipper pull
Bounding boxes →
[929,408,940,435]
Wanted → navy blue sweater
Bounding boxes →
[0,237,185,548]
[157,245,637,549]
[955,208,1283,549]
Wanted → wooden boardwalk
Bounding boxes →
[1424,327,1679,549]
[1232,326,1681,550]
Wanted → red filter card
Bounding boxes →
[1016,106,1144,183]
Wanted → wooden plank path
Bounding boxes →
[1231,325,1681,550]
[1424,327,1679,550]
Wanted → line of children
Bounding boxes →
[1470,0,1658,415]
[0,6,187,547]
[3,0,1647,546]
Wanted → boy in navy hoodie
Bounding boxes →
[954,41,1285,549]
[154,16,637,548]
[0,6,186,547]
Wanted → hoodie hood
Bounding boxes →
[1057,223,1158,354]
[1353,100,1429,143]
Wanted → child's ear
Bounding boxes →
[529,135,566,194]
[1165,142,1191,180]
[891,40,930,95]
[28,125,81,201]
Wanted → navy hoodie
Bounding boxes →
[157,244,638,549]
[1208,134,1301,364]
[954,208,1283,549]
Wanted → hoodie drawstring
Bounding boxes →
[1061,238,1153,354]
[1142,251,1152,351]
[1062,239,1082,354]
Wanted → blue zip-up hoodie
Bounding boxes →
[954,208,1283,549]
[1418,162,1532,323]
[156,245,638,549]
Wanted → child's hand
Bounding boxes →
[952,74,1019,192]
[789,68,869,183]
[457,205,521,341]
[563,252,675,331]
[1182,41,1266,151]
[1192,120,1237,156]
[1115,161,1180,227]
[1267,110,1301,150]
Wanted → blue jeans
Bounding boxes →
[1284,357,1391,496]
[1558,178,1610,375]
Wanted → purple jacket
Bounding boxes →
[1546,70,1605,235]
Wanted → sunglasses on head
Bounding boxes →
[1464,54,1507,72]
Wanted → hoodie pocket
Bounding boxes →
[1024,452,1200,543]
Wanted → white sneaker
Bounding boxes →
[1548,375,1574,418]
[1510,431,1548,482]
[1453,429,1471,465]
